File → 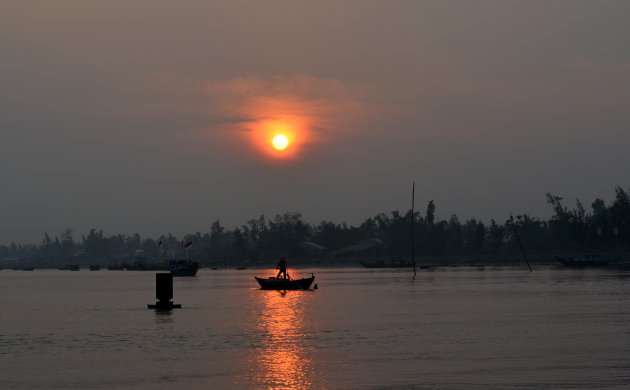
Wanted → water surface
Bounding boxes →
[2,267,630,389]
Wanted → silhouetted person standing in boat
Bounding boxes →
[276,257,287,279]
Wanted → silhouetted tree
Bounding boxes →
[487,219,504,254]
[445,215,463,255]
[4,185,630,264]
[426,200,436,226]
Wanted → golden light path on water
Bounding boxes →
[249,290,314,389]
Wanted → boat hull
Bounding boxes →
[255,276,315,290]
[58,265,80,271]
[360,261,412,268]
[168,260,199,277]
[556,256,609,268]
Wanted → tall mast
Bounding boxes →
[411,181,416,276]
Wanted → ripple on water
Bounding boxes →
[1,267,630,389]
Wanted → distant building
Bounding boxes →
[333,238,385,257]
[298,241,327,257]
[133,249,146,261]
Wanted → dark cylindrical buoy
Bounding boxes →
[148,272,181,310]
[156,272,173,302]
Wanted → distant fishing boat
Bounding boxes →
[124,261,166,271]
[58,264,80,271]
[255,274,315,290]
[160,239,198,276]
[168,259,199,277]
[556,255,609,268]
[360,259,413,268]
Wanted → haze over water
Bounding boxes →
[3,2,630,389]
[2,267,630,389]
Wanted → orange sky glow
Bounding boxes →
[3,1,630,243]
[247,117,308,160]
[205,75,375,163]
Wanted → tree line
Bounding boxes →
[2,186,629,265]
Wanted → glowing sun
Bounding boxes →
[272,134,289,151]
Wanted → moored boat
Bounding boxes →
[168,260,199,277]
[360,259,413,268]
[255,274,315,290]
[58,264,80,271]
[124,261,166,271]
[556,255,609,268]
[12,266,35,271]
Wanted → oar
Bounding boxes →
[286,273,306,290]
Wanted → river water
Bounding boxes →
[1,266,630,389]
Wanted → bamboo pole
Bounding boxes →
[509,215,532,272]
[411,182,416,276]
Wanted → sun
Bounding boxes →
[272,134,289,151]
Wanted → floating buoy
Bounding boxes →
[148,273,181,310]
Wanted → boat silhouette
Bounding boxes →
[255,274,315,290]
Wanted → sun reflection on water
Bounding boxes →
[250,290,314,389]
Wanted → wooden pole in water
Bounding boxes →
[509,215,532,272]
[411,181,416,276]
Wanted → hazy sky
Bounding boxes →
[2,1,629,243]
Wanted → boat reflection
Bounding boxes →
[250,290,314,389]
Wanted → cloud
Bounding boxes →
[132,72,387,162]
[203,74,378,161]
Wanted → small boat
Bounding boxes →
[89,265,101,271]
[124,261,166,271]
[556,255,609,268]
[58,264,80,271]
[12,267,35,271]
[255,274,315,290]
[168,260,199,277]
[360,259,413,268]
